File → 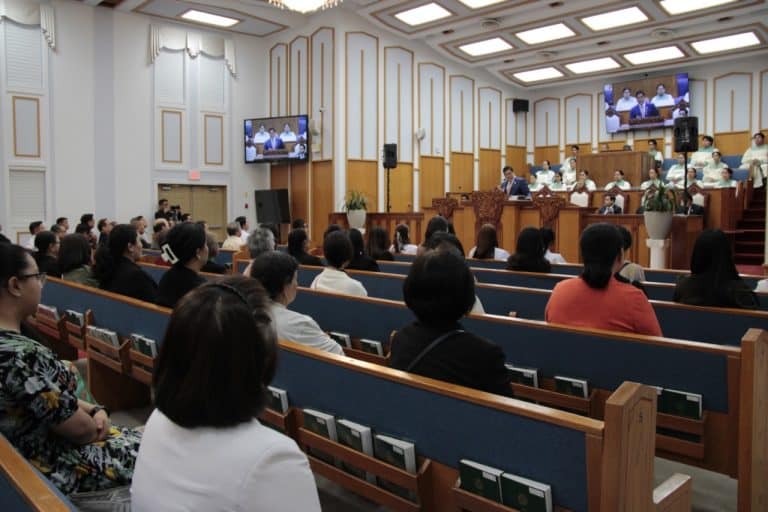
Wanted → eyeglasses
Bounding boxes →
[17,272,46,284]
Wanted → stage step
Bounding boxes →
[734,193,766,266]
[735,253,764,264]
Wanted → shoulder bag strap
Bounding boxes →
[406,329,464,372]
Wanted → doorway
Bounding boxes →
[157,184,228,241]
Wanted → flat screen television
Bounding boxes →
[603,73,689,134]
[244,115,308,163]
[254,189,290,224]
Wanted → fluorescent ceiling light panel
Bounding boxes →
[458,0,505,7]
[459,37,513,56]
[566,57,621,74]
[180,9,239,27]
[691,32,760,54]
[659,0,737,15]
[581,7,648,31]
[623,45,684,64]
[394,2,452,26]
[516,23,575,45]
[513,67,563,83]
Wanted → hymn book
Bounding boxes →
[267,386,289,414]
[505,364,539,388]
[500,472,553,512]
[459,460,503,503]
[658,388,703,420]
[65,309,85,327]
[374,434,417,501]
[329,332,352,348]
[360,339,384,356]
[554,376,589,398]
[302,408,337,465]
[336,419,375,483]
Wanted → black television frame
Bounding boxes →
[244,115,309,165]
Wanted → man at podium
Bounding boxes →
[629,91,660,120]
[499,166,530,198]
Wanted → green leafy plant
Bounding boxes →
[642,182,677,212]
[343,190,368,211]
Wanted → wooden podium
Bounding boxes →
[580,151,652,188]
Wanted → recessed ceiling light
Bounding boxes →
[180,9,240,27]
[513,67,563,83]
[581,7,648,31]
[459,37,513,56]
[659,0,737,15]
[457,0,504,7]
[691,31,760,54]
[566,57,621,74]
[623,45,684,64]
[395,3,452,26]
[516,23,575,45]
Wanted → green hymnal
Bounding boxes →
[267,386,289,414]
[360,339,384,356]
[500,473,552,512]
[303,408,337,465]
[505,364,539,387]
[329,332,352,348]
[554,376,589,398]
[336,419,375,483]
[459,460,503,503]
[658,388,702,420]
[374,434,417,501]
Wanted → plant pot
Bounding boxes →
[347,209,366,230]
[644,211,673,240]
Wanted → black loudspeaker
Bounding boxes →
[512,99,529,113]
[383,143,398,169]
[673,116,699,153]
[254,189,290,224]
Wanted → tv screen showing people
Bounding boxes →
[244,115,308,163]
[603,73,689,133]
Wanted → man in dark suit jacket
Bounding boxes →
[263,128,285,151]
[676,192,705,215]
[598,194,622,214]
[498,166,530,198]
[629,91,660,120]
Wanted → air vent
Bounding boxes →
[717,16,733,22]
[503,58,515,63]
[481,18,501,30]
[549,1,563,7]
[442,28,455,35]
[537,50,558,61]
[596,40,609,46]
[651,28,676,40]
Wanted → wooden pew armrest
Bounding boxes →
[653,473,692,512]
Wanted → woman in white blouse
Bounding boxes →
[468,224,510,261]
[390,223,418,255]
[536,160,555,186]
[640,167,663,190]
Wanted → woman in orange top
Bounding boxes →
[545,223,662,336]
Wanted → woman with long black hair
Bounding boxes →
[93,224,157,303]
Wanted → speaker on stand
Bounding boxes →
[383,143,398,213]
[674,117,698,191]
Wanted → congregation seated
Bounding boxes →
[714,167,737,188]
[389,223,418,255]
[676,192,705,216]
[679,167,702,189]
[665,154,687,187]
[535,159,555,186]
[690,135,715,168]
[310,231,367,297]
[131,277,321,511]
[738,131,766,187]
[221,222,244,251]
[200,233,227,275]
[545,223,662,336]
[94,224,158,303]
[346,228,379,272]
[250,251,343,355]
[0,243,142,494]
[702,150,726,184]
[506,226,552,273]
[569,170,596,192]
[640,167,662,190]
[597,194,622,215]
[151,218,169,250]
[367,226,394,261]
[541,227,566,264]
[616,225,645,288]
[287,228,323,266]
[156,223,208,308]
[548,171,566,190]
[389,250,511,396]
[468,223,509,261]
[424,232,485,314]
[33,231,61,277]
[674,229,758,309]
[418,216,451,255]
[242,226,277,276]
[604,169,631,190]
[58,233,98,287]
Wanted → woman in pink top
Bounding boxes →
[545,223,662,336]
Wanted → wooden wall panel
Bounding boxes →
[289,37,308,116]
[419,63,446,158]
[387,163,414,212]
[713,131,752,156]
[270,44,288,116]
[347,160,378,212]
[310,28,334,161]
[506,146,527,174]
[270,165,289,190]
[290,162,309,227]
[479,149,502,191]
[311,160,334,246]
[420,155,445,209]
[534,146,560,167]
[450,152,474,193]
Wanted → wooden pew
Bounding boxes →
[0,434,76,511]
[36,278,691,511]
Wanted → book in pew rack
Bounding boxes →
[336,419,376,483]
[130,334,157,357]
[459,459,503,503]
[37,304,59,321]
[360,339,384,356]
[374,434,417,502]
[303,408,338,465]
[267,386,289,414]
[500,472,553,512]
[65,309,85,327]
[554,375,589,398]
[329,332,352,349]
[658,388,703,420]
[87,326,120,347]
[505,364,539,388]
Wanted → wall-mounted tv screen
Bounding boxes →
[603,73,689,134]
[244,115,308,163]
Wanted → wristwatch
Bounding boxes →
[89,405,109,417]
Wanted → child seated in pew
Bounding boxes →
[545,224,662,336]
[389,251,512,396]
[250,251,344,355]
[132,277,321,511]
[0,243,142,494]
[310,231,368,297]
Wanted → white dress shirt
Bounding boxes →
[651,93,675,107]
[616,97,637,112]
[605,114,620,133]
[222,236,244,251]
[604,180,631,191]
[544,249,566,265]
[310,267,368,297]
[690,148,714,168]
[131,410,321,512]
[270,302,344,355]
[536,170,555,185]
[468,246,510,261]
[666,165,686,185]
[389,243,418,255]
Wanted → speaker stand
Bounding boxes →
[385,165,393,213]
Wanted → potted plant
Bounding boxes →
[343,190,368,230]
[642,183,677,240]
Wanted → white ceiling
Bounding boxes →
[97,0,768,89]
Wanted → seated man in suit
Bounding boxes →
[498,166,530,198]
[598,194,622,215]
[629,91,660,120]
[676,192,705,216]
[263,128,285,152]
